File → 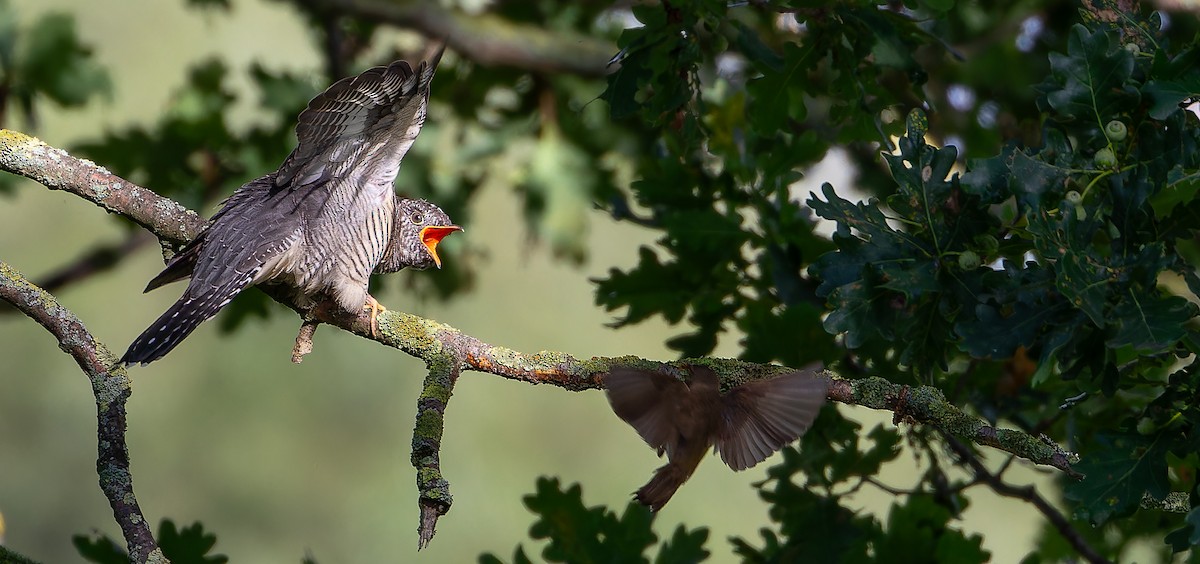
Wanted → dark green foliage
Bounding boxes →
[0,545,41,564]
[0,0,110,118]
[11,0,1200,561]
[549,4,1200,564]
[184,0,231,10]
[155,521,228,564]
[0,0,110,193]
[74,520,228,563]
[1041,26,1137,125]
[74,59,308,211]
[479,477,708,564]
[72,533,125,564]
[1065,432,1170,525]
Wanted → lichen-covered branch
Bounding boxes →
[293,0,615,77]
[1142,491,1191,513]
[0,130,204,245]
[828,377,1081,479]
[411,350,458,549]
[0,262,167,564]
[0,129,1083,546]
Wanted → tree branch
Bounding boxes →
[291,0,615,77]
[0,261,167,564]
[0,129,1083,547]
[828,378,1082,479]
[0,230,154,316]
[943,433,1111,564]
[0,130,203,244]
[1141,491,1191,513]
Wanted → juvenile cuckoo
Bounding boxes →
[122,49,460,365]
[605,365,828,510]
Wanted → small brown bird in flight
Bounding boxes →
[122,48,460,365]
[605,364,828,510]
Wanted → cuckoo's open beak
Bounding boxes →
[420,225,463,268]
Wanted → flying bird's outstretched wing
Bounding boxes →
[715,367,828,471]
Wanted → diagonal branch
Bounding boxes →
[943,433,1111,564]
[0,129,1083,546]
[0,230,155,316]
[0,261,167,564]
[0,130,203,244]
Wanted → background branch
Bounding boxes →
[292,0,615,77]
[944,433,1110,564]
[0,129,1084,546]
[0,230,154,315]
[0,261,165,564]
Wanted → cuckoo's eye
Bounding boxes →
[410,212,424,225]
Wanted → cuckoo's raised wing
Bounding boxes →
[274,52,441,191]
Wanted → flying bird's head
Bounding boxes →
[382,198,462,272]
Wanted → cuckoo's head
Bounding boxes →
[383,198,462,272]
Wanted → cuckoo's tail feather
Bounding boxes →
[143,235,205,292]
[120,286,239,365]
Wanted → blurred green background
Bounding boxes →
[0,1,1056,562]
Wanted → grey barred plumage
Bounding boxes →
[121,47,460,366]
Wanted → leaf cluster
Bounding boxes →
[595,0,962,362]
[0,0,110,193]
[75,520,228,564]
[809,21,1200,561]
[480,477,709,564]
[543,4,1200,563]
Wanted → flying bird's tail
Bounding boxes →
[120,282,246,366]
[635,461,692,512]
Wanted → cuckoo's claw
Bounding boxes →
[363,296,387,337]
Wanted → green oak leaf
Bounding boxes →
[1065,433,1170,525]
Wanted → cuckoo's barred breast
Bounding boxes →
[121,47,460,365]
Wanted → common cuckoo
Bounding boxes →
[604,365,828,510]
[121,49,460,365]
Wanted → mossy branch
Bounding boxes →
[0,129,1088,547]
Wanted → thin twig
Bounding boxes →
[321,15,349,80]
[943,433,1112,564]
